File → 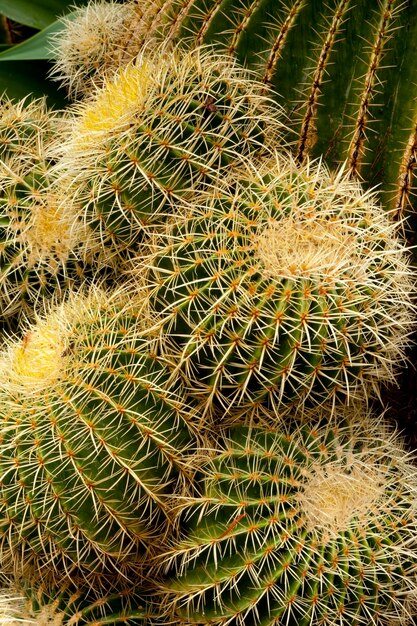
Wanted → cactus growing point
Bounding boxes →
[160,417,417,625]
[146,154,416,417]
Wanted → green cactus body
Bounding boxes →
[0,97,98,323]
[161,419,417,625]
[22,578,157,626]
[147,155,415,416]
[0,289,196,580]
[138,0,417,217]
[58,45,285,251]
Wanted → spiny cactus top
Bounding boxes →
[160,416,417,626]
[146,154,415,417]
[130,0,417,216]
[49,0,150,98]
[0,288,197,581]
[56,44,285,251]
[0,97,98,324]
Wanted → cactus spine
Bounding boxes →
[160,417,417,625]
[56,44,285,251]
[49,0,150,99]
[21,576,157,626]
[146,155,415,417]
[0,288,197,581]
[0,97,97,325]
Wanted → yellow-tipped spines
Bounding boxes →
[55,44,286,251]
[0,287,198,581]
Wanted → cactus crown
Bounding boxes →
[160,418,417,626]
[145,154,416,416]
[49,0,150,98]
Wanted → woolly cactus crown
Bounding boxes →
[145,154,416,417]
[160,415,417,626]
[54,43,286,250]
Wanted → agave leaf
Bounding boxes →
[0,11,78,60]
[0,0,88,29]
[0,59,67,105]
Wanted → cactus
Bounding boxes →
[56,44,286,251]
[133,0,417,219]
[49,0,152,99]
[160,417,417,626]
[146,154,415,417]
[20,576,158,626]
[0,97,100,324]
[0,288,197,581]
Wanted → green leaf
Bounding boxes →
[0,0,88,29]
[0,60,67,106]
[0,12,77,60]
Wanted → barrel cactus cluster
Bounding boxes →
[0,1,417,625]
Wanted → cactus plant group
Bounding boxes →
[0,1,417,625]
[160,418,417,626]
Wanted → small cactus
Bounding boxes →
[159,416,417,626]
[0,288,197,581]
[146,154,415,417]
[56,44,285,251]
[0,97,99,324]
[49,0,152,99]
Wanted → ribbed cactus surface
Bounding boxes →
[57,44,284,251]
[161,419,417,625]
[23,577,156,626]
[133,0,417,218]
[147,155,415,416]
[0,97,95,324]
[0,289,196,580]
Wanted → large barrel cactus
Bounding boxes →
[146,154,415,417]
[134,0,417,218]
[160,418,417,625]
[0,288,197,581]
[55,44,285,252]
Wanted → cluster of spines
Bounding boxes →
[157,417,417,626]
[49,0,151,99]
[0,288,198,582]
[20,573,159,625]
[145,154,415,418]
